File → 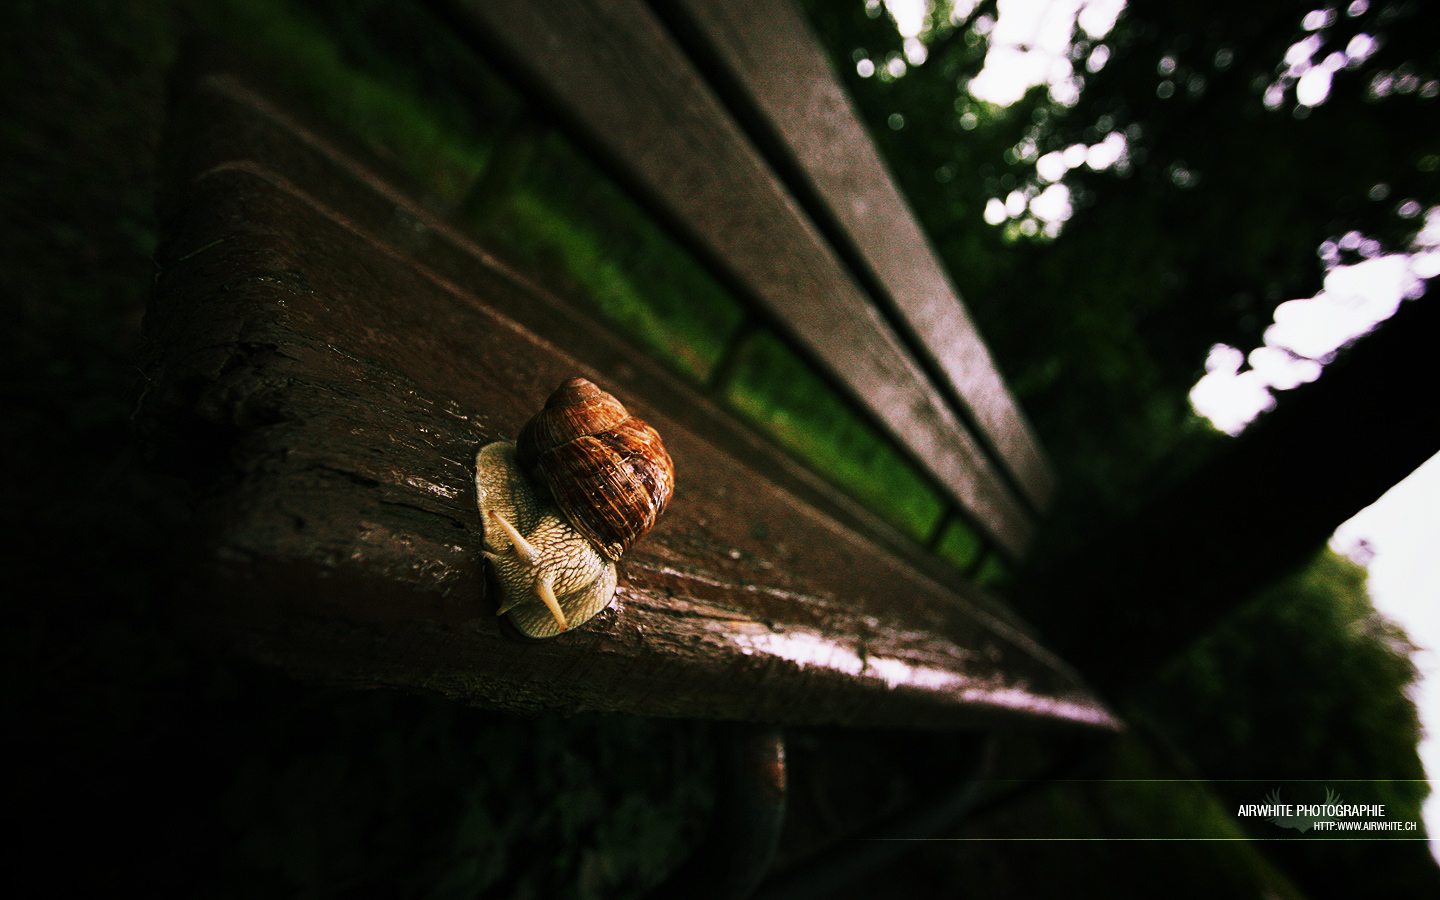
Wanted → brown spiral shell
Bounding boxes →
[515,377,675,562]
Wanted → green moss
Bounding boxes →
[197,0,502,204]
[972,552,1010,588]
[935,516,985,570]
[494,183,744,382]
[724,330,945,541]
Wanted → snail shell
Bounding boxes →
[474,378,674,639]
[515,377,674,561]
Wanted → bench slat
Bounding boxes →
[441,0,1038,557]
[662,0,1055,511]
[141,69,1115,732]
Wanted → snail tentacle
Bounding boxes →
[484,508,539,565]
[534,570,569,632]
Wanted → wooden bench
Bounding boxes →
[140,0,1114,735]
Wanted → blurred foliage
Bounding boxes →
[934,514,984,571]
[723,329,945,540]
[801,0,1440,563]
[199,0,508,205]
[482,131,747,383]
[806,722,1307,900]
[797,3,1438,894]
[1134,548,1431,899]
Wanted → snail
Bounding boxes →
[474,377,675,638]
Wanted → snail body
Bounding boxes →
[474,442,619,639]
[475,378,674,638]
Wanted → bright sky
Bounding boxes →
[1333,455,1440,864]
[882,0,1440,858]
[1189,194,1439,868]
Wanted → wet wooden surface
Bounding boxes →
[659,0,1055,512]
[436,0,1041,557]
[139,67,1115,732]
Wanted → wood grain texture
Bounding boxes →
[439,0,1038,557]
[139,69,1115,732]
[660,0,1055,511]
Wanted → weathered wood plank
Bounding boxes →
[661,0,1056,511]
[172,73,959,591]
[437,0,1038,557]
[141,69,1115,732]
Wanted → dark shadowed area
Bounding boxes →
[3,0,1436,897]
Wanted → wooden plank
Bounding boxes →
[169,72,954,592]
[140,67,1116,733]
[436,0,1038,558]
[661,0,1056,511]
